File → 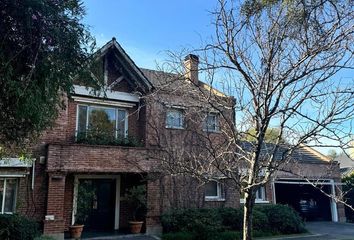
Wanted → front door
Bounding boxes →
[77,179,116,231]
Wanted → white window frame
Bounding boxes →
[76,104,129,138]
[165,108,184,129]
[205,181,225,201]
[240,186,269,204]
[203,112,220,132]
[0,178,18,214]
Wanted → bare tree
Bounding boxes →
[144,0,354,239]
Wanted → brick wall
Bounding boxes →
[43,173,66,235]
[46,144,155,173]
[16,161,47,223]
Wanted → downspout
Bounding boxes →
[32,159,36,190]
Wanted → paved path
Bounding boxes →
[80,222,354,240]
[305,222,354,240]
[261,222,354,240]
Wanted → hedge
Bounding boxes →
[161,204,306,240]
[255,204,305,234]
[0,214,40,240]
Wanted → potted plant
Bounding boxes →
[125,185,147,234]
[69,181,95,239]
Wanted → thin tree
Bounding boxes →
[146,1,354,239]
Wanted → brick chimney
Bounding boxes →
[184,54,199,85]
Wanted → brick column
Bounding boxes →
[146,176,162,235]
[43,173,66,240]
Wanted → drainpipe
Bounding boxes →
[32,159,36,190]
[271,180,277,204]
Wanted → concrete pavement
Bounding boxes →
[260,222,354,240]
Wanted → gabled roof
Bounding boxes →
[141,68,229,98]
[239,141,331,164]
[94,37,154,93]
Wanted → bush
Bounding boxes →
[161,208,223,239]
[251,209,269,232]
[161,205,305,239]
[217,208,243,231]
[0,214,40,240]
[34,236,56,240]
[162,232,195,240]
[213,231,241,240]
[255,204,306,234]
[162,231,241,240]
[230,207,269,232]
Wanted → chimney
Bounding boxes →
[184,54,199,85]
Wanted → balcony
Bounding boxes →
[46,143,155,173]
[75,130,144,147]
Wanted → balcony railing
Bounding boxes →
[75,130,143,147]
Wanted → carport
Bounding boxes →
[273,179,338,222]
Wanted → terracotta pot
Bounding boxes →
[69,224,84,239]
[129,221,144,234]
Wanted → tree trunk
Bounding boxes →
[243,191,255,240]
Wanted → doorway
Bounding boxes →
[275,182,332,221]
[73,176,121,231]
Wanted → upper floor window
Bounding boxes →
[0,178,18,214]
[166,108,184,129]
[203,113,219,132]
[205,180,224,201]
[77,105,128,139]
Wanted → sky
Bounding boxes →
[84,0,217,69]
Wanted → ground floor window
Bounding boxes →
[0,178,18,214]
[205,181,225,201]
[240,185,267,203]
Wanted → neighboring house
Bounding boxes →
[336,152,354,177]
[0,38,345,239]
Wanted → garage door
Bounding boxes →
[274,182,332,221]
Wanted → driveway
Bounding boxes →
[305,222,354,240]
[262,222,354,240]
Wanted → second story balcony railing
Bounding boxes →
[75,129,143,147]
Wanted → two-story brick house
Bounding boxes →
[0,38,345,239]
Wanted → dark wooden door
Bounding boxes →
[78,179,116,231]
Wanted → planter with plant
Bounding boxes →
[125,185,147,234]
[69,181,95,239]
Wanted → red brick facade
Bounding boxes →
[6,39,344,239]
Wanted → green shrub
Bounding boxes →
[161,205,305,239]
[162,232,195,240]
[253,230,274,238]
[34,236,56,240]
[0,214,40,240]
[161,208,223,239]
[217,208,243,231]
[236,208,270,232]
[252,209,269,232]
[162,231,242,240]
[213,231,241,240]
[255,204,306,234]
